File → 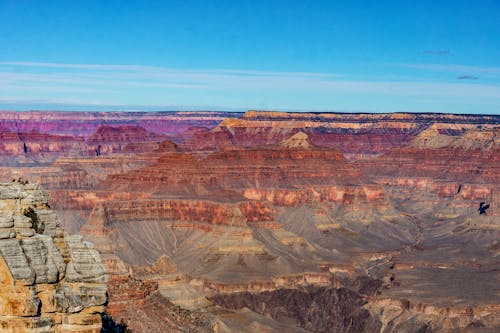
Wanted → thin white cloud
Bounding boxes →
[1,62,499,97]
[0,61,155,71]
[0,61,340,78]
[0,71,205,89]
[0,98,247,112]
[1,61,500,111]
[2,83,114,93]
[398,63,500,76]
[0,62,345,92]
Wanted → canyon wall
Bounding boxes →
[0,110,499,332]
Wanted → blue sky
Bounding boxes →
[0,0,499,113]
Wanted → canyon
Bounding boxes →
[0,110,498,332]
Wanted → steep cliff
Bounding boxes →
[0,182,107,333]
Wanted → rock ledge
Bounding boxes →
[0,181,107,333]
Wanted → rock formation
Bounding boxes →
[280,131,312,149]
[185,111,499,159]
[0,182,107,333]
[0,110,499,332]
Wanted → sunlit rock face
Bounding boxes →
[0,182,107,333]
[0,110,499,332]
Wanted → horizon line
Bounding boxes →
[1,108,499,117]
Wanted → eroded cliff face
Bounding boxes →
[0,182,107,333]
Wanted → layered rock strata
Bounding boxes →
[0,182,107,333]
[0,111,499,333]
[0,111,240,137]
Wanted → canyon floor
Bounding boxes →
[0,110,499,332]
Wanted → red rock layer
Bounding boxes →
[109,146,361,194]
[83,199,273,227]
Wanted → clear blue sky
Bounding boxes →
[1,0,499,113]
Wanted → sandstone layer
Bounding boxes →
[0,182,107,333]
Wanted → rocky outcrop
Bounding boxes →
[280,131,312,149]
[0,182,107,333]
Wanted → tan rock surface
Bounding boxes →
[0,182,107,333]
